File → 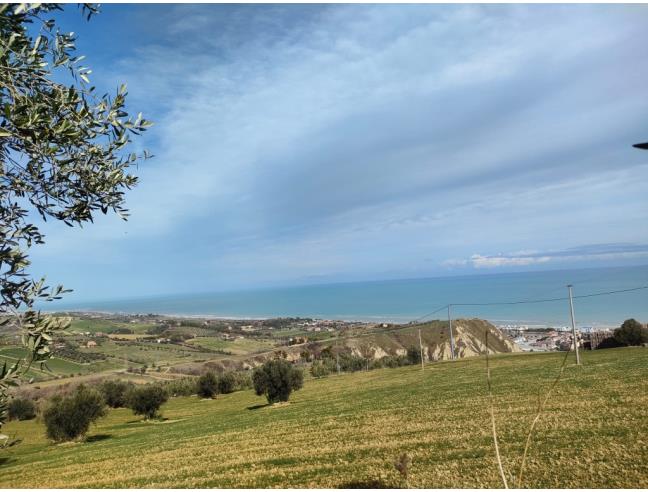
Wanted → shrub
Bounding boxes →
[338,354,365,372]
[8,397,36,421]
[310,360,331,378]
[43,385,106,442]
[197,372,219,398]
[162,377,197,397]
[381,355,409,368]
[252,359,303,404]
[126,385,169,420]
[406,346,421,365]
[614,319,648,346]
[232,371,253,391]
[98,380,134,408]
[217,372,236,394]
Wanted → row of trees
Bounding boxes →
[198,359,304,404]
[310,346,423,378]
[6,359,305,442]
[45,383,168,441]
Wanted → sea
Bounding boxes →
[47,265,648,328]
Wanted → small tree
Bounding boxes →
[197,372,219,399]
[98,380,134,408]
[406,346,421,365]
[614,319,648,346]
[217,372,236,394]
[8,397,36,421]
[310,360,331,378]
[126,385,168,420]
[252,359,303,404]
[43,385,106,442]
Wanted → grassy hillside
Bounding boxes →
[1,348,647,488]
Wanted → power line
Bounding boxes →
[572,285,648,300]
[449,284,648,307]
[410,304,448,323]
[403,283,648,330]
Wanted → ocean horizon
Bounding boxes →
[44,265,648,328]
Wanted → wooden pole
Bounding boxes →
[418,328,424,371]
[567,285,581,365]
[448,304,456,360]
[336,332,340,375]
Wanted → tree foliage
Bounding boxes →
[7,396,35,420]
[614,319,648,346]
[217,371,236,394]
[98,379,134,408]
[252,359,303,404]
[43,384,106,442]
[126,385,168,420]
[406,346,421,365]
[197,372,219,399]
[0,3,150,429]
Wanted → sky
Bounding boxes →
[26,4,648,302]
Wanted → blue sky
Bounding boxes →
[27,4,648,302]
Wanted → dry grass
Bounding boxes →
[1,348,647,488]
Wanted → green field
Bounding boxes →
[1,348,647,488]
[82,339,211,366]
[0,347,124,382]
[185,336,276,355]
[68,318,156,335]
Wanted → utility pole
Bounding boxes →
[448,304,456,360]
[567,285,581,365]
[336,332,340,375]
[418,328,424,371]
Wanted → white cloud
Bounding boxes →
[446,244,648,270]
[26,4,648,298]
[470,254,552,268]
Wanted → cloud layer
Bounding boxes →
[446,244,648,269]
[28,4,648,301]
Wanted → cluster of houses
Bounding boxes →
[512,329,582,352]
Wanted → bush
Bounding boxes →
[381,355,409,368]
[43,385,106,442]
[310,360,331,378]
[252,359,303,404]
[338,353,365,372]
[231,371,253,391]
[126,385,169,419]
[217,372,236,394]
[614,319,648,346]
[98,380,134,408]
[162,377,196,397]
[197,372,219,398]
[8,397,36,421]
[406,346,421,365]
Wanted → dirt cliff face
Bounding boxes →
[339,318,519,361]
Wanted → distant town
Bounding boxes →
[498,324,614,352]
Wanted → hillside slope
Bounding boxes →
[2,348,647,488]
[339,318,519,361]
[181,318,519,373]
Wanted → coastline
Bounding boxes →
[37,265,647,329]
[44,309,621,330]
